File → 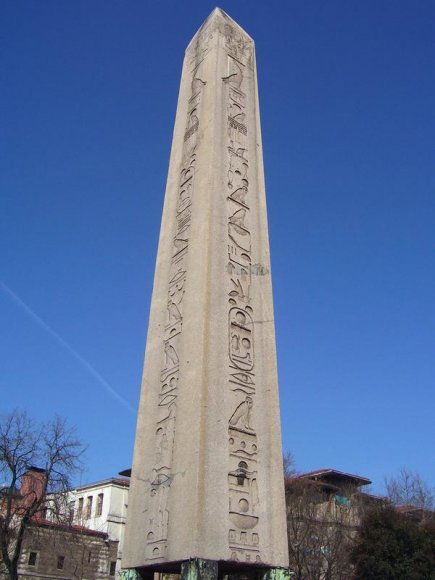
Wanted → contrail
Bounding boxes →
[0,281,135,414]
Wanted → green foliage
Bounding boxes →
[351,506,435,580]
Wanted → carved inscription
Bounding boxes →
[188,13,253,69]
[188,24,214,68]
[229,308,254,371]
[145,60,206,560]
[223,24,253,66]
[223,51,261,563]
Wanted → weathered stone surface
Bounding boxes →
[122,8,288,569]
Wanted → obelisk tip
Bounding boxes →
[187,6,254,50]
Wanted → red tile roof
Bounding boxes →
[30,519,108,538]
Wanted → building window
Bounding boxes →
[96,492,104,516]
[85,496,93,519]
[110,561,116,576]
[57,555,65,570]
[335,494,351,507]
[77,497,84,519]
[69,500,75,520]
[28,552,37,566]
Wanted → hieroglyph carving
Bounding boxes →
[188,16,253,69]
[223,45,261,564]
[223,24,253,67]
[145,62,206,561]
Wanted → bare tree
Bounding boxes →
[283,450,297,479]
[285,478,367,580]
[385,467,434,510]
[0,410,85,580]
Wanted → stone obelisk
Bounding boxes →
[123,8,288,576]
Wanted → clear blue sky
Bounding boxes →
[1,0,434,494]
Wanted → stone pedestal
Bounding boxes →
[121,562,292,580]
[181,559,219,580]
[122,8,288,574]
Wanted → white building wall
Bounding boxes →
[68,479,129,575]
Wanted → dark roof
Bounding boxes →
[30,519,108,538]
[286,476,339,493]
[356,491,386,503]
[25,466,47,474]
[395,504,435,522]
[74,477,130,492]
[294,468,371,487]
[118,468,131,478]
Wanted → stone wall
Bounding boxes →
[0,522,118,580]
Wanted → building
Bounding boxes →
[285,468,382,580]
[0,468,120,580]
[16,521,117,580]
[67,477,130,576]
[9,464,426,580]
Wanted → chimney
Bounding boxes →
[20,467,47,519]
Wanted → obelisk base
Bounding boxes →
[120,569,143,580]
[122,560,291,580]
[181,559,219,580]
[256,567,292,580]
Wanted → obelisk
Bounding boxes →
[123,8,288,575]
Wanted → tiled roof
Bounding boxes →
[73,477,130,492]
[295,467,371,486]
[30,519,108,538]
